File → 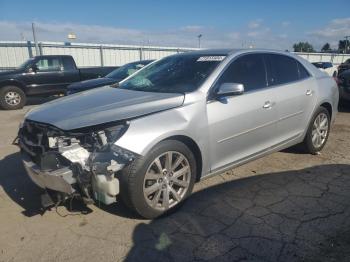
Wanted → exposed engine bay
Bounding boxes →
[16,120,137,207]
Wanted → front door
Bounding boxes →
[24,57,66,95]
[207,54,279,172]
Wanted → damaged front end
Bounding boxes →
[16,120,137,207]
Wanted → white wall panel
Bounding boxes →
[1,41,350,70]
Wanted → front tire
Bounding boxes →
[120,140,196,219]
[302,107,330,154]
[0,86,26,110]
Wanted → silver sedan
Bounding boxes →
[19,49,339,218]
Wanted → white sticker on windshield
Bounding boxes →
[197,56,226,62]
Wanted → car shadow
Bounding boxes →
[0,152,44,216]
[123,164,350,262]
[2,152,350,261]
[0,152,92,217]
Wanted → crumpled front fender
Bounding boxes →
[115,97,210,177]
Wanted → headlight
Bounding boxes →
[104,124,129,143]
[92,123,129,147]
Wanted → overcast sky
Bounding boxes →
[0,0,349,50]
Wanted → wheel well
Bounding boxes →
[320,102,332,119]
[164,135,203,182]
[0,81,26,93]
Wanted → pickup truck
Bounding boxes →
[0,55,118,110]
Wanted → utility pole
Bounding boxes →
[32,22,39,56]
[197,34,202,49]
[345,36,350,54]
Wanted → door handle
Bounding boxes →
[306,90,313,96]
[263,101,272,109]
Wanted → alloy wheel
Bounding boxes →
[4,91,21,106]
[143,151,191,211]
[311,112,329,148]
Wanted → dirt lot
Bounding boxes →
[0,99,350,262]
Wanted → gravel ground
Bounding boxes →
[0,98,350,262]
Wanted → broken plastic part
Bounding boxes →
[97,131,108,146]
[107,160,123,173]
[60,144,90,170]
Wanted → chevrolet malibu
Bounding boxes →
[17,49,339,218]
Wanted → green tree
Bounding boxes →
[321,43,331,52]
[293,42,315,53]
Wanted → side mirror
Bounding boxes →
[28,65,38,73]
[216,83,244,97]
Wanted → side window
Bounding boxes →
[267,54,299,86]
[297,62,310,80]
[35,58,62,72]
[62,57,76,71]
[218,54,267,92]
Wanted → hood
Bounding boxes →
[25,87,185,130]
[68,77,117,91]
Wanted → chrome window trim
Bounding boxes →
[206,51,314,102]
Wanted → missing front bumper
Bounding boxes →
[22,153,76,194]
[21,151,124,206]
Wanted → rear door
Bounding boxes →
[266,54,317,142]
[207,53,279,171]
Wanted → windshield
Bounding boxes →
[106,61,149,80]
[17,58,35,70]
[119,54,225,93]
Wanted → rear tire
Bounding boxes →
[302,107,330,154]
[0,86,26,110]
[119,140,196,219]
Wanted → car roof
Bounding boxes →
[134,59,154,64]
[33,55,73,58]
[124,60,154,66]
[178,48,297,57]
